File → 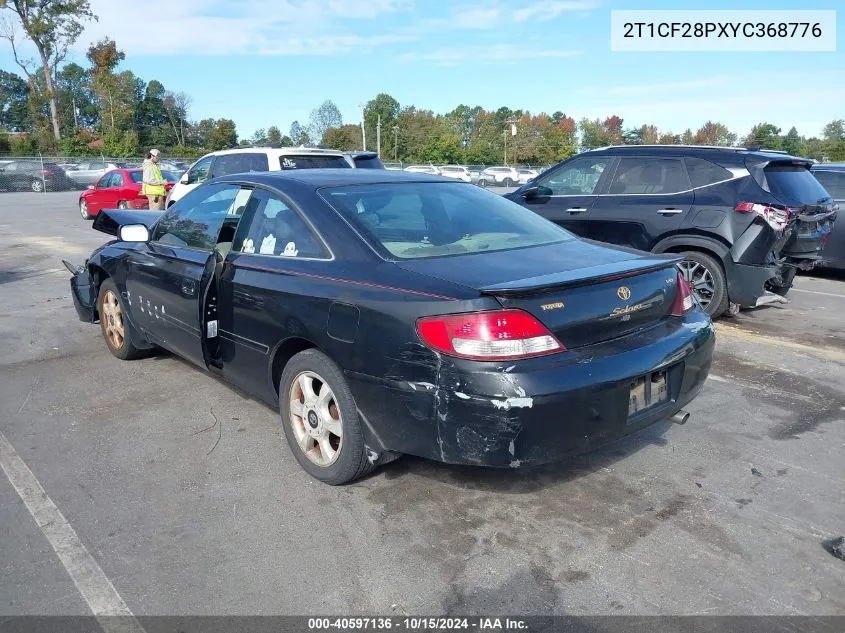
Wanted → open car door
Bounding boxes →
[121,185,250,369]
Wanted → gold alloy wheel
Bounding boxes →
[288,371,343,467]
[100,289,125,351]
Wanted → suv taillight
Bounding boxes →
[734,202,791,232]
[671,271,694,316]
[417,309,564,361]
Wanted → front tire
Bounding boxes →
[30,179,44,193]
[97,278,146,360]
[279,349,375,485]
[503,177,514,187]
[677,251,728,318]
[79,199,92,220]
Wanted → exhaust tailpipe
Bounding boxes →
[669,410,690,425]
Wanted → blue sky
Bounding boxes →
[1,0,842,140]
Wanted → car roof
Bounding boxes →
[209,146,345,157]
[581,145,806,162]
[218,168,448,188]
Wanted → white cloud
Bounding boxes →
[582,75,730,97]
[400,44,581,64]
[75,0,414,56]
[402,44,581,63]
[513,1,600,22]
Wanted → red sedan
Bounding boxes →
[78,168,178,219]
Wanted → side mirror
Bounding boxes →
[119,224,150,242]
[87,184,95,190]
[521,186,540,199]
[180,173,189,184]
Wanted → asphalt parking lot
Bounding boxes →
[1,191,844,617]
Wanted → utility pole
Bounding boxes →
[503,130,507,166]
[72,95,79,131]
[392,125,399,162]
[358,102,367,151]
[504,119,518,165]
[377,115,381,157]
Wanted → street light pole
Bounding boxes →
[358,102,367,151]
[392,125,399,162]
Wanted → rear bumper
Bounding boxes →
[349,310,715,468]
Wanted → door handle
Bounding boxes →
[657,208,684,215]
[566,207,587,213]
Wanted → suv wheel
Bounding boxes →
[676,251,728,318]
[30,179,44,192]
[503,177,514,187]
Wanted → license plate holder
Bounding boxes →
[628,370,668,417]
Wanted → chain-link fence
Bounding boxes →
[0,155,195,193]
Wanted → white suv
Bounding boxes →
[166,146,350,206]
[477,166,519,187]
[438,165,472,182]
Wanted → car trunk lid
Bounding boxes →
[397,241,683,349]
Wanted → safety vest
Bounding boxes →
[142,160,166,196]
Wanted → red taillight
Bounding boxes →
[671,271,695,316]
[41,169,53,175]
[416,309,564,361]
[734,202,791,232]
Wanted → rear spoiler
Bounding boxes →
[92,208,163,237]
[479,253,681,296]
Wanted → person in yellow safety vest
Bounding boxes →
[142,149,168,210]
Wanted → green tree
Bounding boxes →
[162,91,190,147]
[782,126,801,156]
[446,104,483,148]
[658,132,679,145]
[0,0,96,140]
[742,122,781,150]
[56,62,97,132]
[207,119,236,150]
[680,128,694,144]
[102,128,138,157]
[289,120,309,145]
[0,69,30,132]
[267,125,281,144]
[693,121,736,146]
[86,39,138,133]
[308,100,342,146]
[364,93,399,153]
[249,127,268,145]
[322,124,361,151]
[822,119,845,161]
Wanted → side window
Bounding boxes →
[97,173,114,188]
[608,157,690,195]
[185,156,214,185]
[233,189,328,259]
[112,172,125,187]
[813,171,845,199]
[536,158,610,195]
[211,152,269,178]
[685,157,733,189]
[152,184,241,250]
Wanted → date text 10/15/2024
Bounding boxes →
[307,617,529,630]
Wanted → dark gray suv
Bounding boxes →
[507,146,837,318]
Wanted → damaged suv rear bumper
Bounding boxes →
[349,310,715,468]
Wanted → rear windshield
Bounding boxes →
[321,181,572,260]
[280,155,350,169]
[354,155,385,169]
[765,164,832,205]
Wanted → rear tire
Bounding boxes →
[677,251,728,318]
[30,179,44,193]
[279,349,375,485]
[97,278,147,360]
[503,177,514,187]
[117,200,128,209]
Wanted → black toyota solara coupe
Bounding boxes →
[67,169,715,484]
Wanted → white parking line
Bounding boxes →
[0,430,146,633]
[790,287,845,299]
